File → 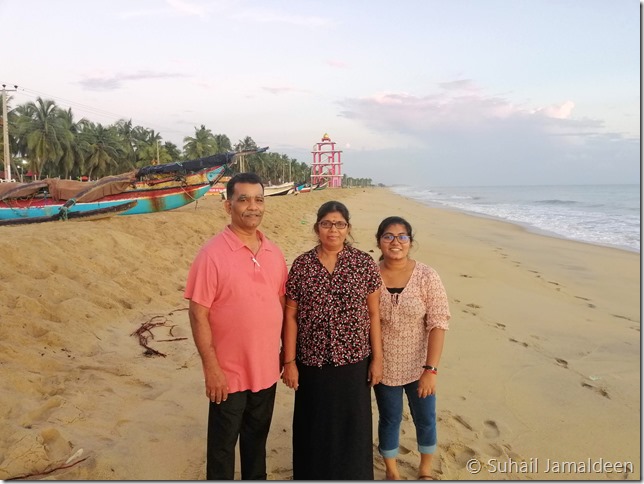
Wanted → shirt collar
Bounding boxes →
[222,225,271,252]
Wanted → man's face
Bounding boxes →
[225,182,265,231]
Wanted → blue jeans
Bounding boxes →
[374,381,437,458]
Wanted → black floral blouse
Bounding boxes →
[286,245,382,367]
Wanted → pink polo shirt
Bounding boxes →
[184,226,287,393]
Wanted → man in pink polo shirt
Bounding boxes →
[185,172,288,480]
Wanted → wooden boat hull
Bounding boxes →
[0,184,211,221]
[264,182,295,196]
[0,200,138,226]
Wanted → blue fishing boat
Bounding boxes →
[0,148,268,222]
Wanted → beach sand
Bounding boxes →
[0,188,639,480]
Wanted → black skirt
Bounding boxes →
[292,357,374,480]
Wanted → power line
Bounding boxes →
[17,87,132,121]
[2,83,186,142]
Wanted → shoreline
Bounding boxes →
[388,185,639,255]
[408,199,640,255]
[0,187,639,480]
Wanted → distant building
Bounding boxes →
[311,133,342,188]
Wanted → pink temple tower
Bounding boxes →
[311,133,343,188]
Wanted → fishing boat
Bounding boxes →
[264,181,295,197]
[0,148,267,222]
[0,200,138,226]
[296,181,327,193]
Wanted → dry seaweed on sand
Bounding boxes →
[131,314,188,357]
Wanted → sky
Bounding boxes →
[1,0,640,186]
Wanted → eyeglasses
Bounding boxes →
[381,234,411,243]
[318,220,348,229]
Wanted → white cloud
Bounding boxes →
[339,83,606,139]
[335,81,638,185]
[78,71,188,91]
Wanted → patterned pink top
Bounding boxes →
[380,261,450,386]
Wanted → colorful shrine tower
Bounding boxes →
[311,133,342,188]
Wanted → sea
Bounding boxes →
[390,184,640,253]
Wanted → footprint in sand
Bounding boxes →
[612,314,637,322]
[555,358,568,368]
[453,414,474,431]
[509,338,529,348]
[40,428,73,462]
[399,444,412,455]
[581,382,610,399]
[485,442,504,457]
[451,444,477,466]
[483,420,500,439]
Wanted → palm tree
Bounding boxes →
[16,97,66,178]
[57,108,85,178]
[213,133,232,154]
[163,141,181,162]
[78,122,125,179]
[132,127,163,167]
[114,119,138,171]
[183,125,217,159]
[233,136,263,175]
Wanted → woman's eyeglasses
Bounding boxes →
[318,220,348,229]
[381,234,411,243]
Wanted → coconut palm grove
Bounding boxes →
[0,96,374,187]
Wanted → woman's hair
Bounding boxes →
[375,216,414,243]
[316,200,350,224]
[314,200,353,245]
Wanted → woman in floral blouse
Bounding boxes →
[281,200,383,480]
[374,216,450,480]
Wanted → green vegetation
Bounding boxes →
[1,96,373,187]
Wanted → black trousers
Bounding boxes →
[206,383,277,480]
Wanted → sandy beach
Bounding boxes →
[0,187,639,480]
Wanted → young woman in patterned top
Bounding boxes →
[373,216,451,480]
[281,200,383,480]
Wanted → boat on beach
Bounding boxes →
[295,180,328,193]
[0,200,138,226]
[0,148,267,223]
[264,181,295,197]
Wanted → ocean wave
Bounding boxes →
[533,199,578,205]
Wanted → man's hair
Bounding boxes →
[226,172,264,199]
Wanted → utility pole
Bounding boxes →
[2,84,18,182]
